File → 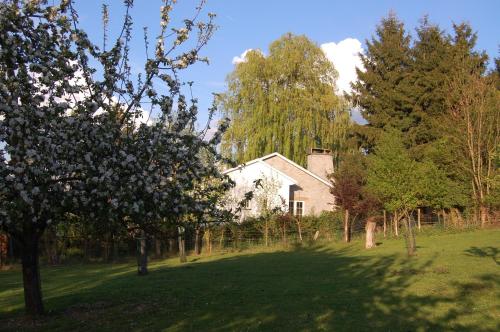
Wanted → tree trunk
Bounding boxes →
[343,209,350,242]
[480,205,488,227]
[44,233,51,264]
[194,226,202,255]
[404,214,416,256]
[103,236,111,263]
[178,226,187,263]
[112,234,119,262]
[451,208,464,228]
[204,228,212,255]
[83,238,90,262]
[365,218,377,249]
[296,219,303,242]
[154,236,162,259]
[45,228,59,265]
[383,210,387,238]
[219,227,225,249]
[393,213,399,237]
[8,235,14,261]
[233,227,239,249]
[21,227,44,316]
[264,219,269,246]
[282,220,287,245]
[168,237,177,254]
[0,232,8,267]
[137,230,148,276]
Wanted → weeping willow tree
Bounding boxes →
[220,33,351,166]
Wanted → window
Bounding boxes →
[295,201,304,218]
[243,199,250,210]
[288,200,304,218]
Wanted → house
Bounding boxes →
[223,149,335,218]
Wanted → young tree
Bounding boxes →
[366,130,423,255]
[253,174,286,246]
[330,152,363,243]
[221,33,351,166]
[330,152,380,243]
[0,0,226,315]
[446,68,499,226]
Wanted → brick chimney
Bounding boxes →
[306,148,334,182]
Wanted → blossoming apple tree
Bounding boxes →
[0,0,236,316]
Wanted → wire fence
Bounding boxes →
[0,208,487,267]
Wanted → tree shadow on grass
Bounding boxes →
[1,246,499,331]
[465,246,499,265]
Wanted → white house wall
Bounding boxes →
[225,161,296,220]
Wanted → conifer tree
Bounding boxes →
[405,19,469,211]
[350,13,414,151]
[407,18,452,155]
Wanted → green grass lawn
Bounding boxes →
[0,230,499,331]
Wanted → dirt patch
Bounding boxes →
[432,266,450,274]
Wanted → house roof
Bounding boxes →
[223,158,298,185]
[223,152,333,188]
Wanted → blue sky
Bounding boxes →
[74,0,500,126]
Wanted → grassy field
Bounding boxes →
[0,230,499,331]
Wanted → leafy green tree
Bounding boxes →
[221,33,351,166]
[434,23,496,225]
[366,131,422,254]
[367,131,420,213]
[366,131,419,253]
[445,66,499,226]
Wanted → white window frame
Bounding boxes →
[243,199,251,210]
[288,200,305,217]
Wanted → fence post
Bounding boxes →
[417,208,421,231]
[137,229,148,275]
[178,226,187,263]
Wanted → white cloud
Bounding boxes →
[320,38,364,95]
[232,49,253,65]
[232,49,265,65]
